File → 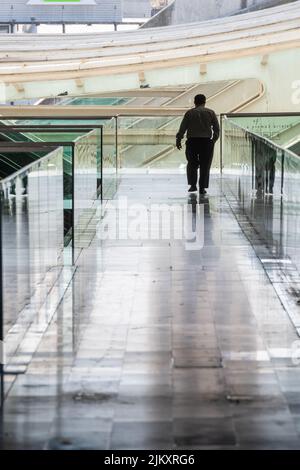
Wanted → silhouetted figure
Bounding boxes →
[176,94,220,194]
[253,139,276,194]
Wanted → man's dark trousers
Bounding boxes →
[186,137,214,189]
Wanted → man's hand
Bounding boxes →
[176,139,182,150]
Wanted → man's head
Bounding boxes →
[194,94,206,107]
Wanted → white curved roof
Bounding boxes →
[0,1,299,109]
[0,1,299,82]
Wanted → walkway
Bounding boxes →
[1,174,300,450]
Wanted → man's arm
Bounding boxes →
[176,112,189,149]
[212,112,220,143]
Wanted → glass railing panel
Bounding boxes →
[0,124,107,249]
[0,145,64,374]
[222,118,284,198]
[222,118,254,200]
[73,129,100,262]
[280,150,300,275]
[117,116,186,170]
[221,116,300,281]
[228,115,300,154]
[102,117,118,199]
[0,130,74,253]
[117,115,221,171]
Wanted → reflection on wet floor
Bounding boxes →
[1,174,300,450]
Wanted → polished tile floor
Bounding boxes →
[1,174,300,449]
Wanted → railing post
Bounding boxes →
[281,149,285,196]
[71,146,75,266]
[115,116,119,173]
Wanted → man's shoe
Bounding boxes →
[199,188,207,195]
[188,186,197,193]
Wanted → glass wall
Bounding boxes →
[0,123,108,404]
[221,117,300,195]
[0,145,64,400]
[0,117,118,200]
[228,114,300,157]
[102,117,119,199]
[73,129,100,262]
[117,116,185,170]
[117,115,221,172]
[222,117,300,278]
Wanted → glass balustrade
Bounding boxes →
[102,117,119,200]
[0,124,106,405]
[1,109,300,407]
[227,114,300,155]
[221,116,300,282]
[117,115,221,172]
[73,129,101,261]
[0,117,118,200]
[0,144,64,404]
[117,115,185,170]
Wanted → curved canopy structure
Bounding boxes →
[0,1,299,111]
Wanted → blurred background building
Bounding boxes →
[143,0,298,27]
[0,0,151,32]
[150,0,170,16]
[0,1,294,32]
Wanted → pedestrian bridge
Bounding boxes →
[1,111,300,448]
[1,0,300,448]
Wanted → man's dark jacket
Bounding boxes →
[176,105,220,143]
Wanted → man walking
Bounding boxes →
[176,94,220,194]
